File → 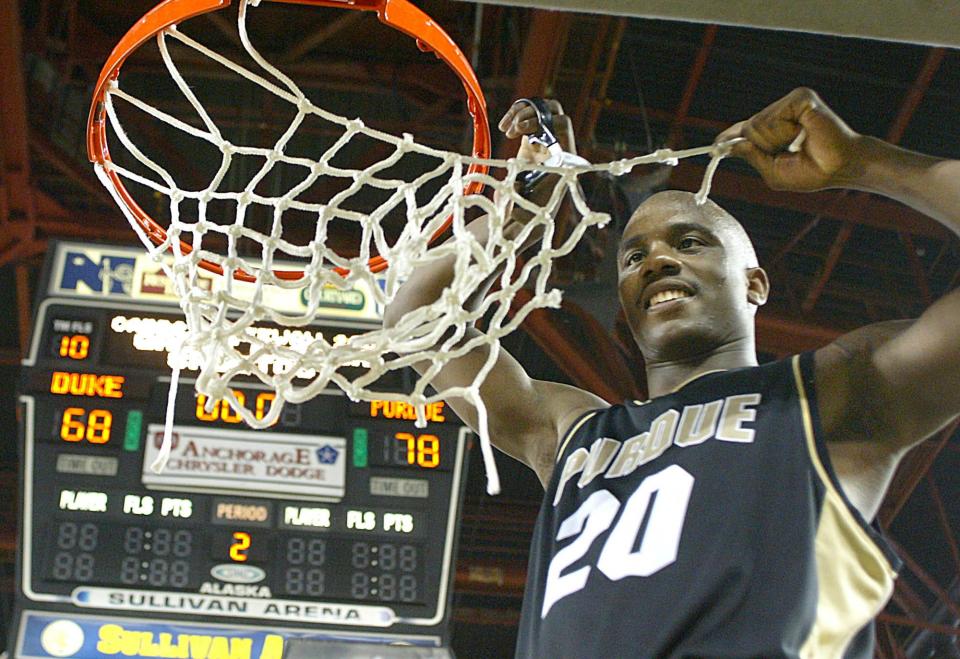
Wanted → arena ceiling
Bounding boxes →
[1,1,959,655]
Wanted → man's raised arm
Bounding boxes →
[720,86,960,515]
[383,100,606,485]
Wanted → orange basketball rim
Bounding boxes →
[87,0,491,281]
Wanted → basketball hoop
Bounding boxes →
[87,0,491,280]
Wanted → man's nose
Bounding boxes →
[642,245,681,279]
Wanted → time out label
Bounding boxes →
[369,477,429,499]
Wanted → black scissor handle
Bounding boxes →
[517,97,558,149]
[515,97,559,195]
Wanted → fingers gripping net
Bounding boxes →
[93,0,737,494]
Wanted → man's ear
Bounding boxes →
[746,267,769,307]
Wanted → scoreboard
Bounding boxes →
[10,242,468,659]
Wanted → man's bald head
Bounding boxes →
[624,190,759,269]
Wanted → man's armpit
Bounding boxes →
[814,321,913,445]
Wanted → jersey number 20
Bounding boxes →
[542,464,694,618]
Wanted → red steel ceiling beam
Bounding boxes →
[0,349,22,366]
[668,24,717,149]
[571,16,612,139]
[925,474,960,581]
[885,48,946,310]
[510,288,628,403]
[0,472,16,554]
[879,418,959,527]
[281,11,365,63]
[29,130,115,208]
[562,298,643,399]
[767,215,822,270]
[887,536,960,622]
[754,312,841,357]
[580,18,627,149]
[862,52,954,593]
[512,9,571,99]
[668,161,952,241]
[878,613,960,637]
[37,219,133,243]
[802,221,853,313]
[0,0,37,227]
[879,622,905,659]
[890,577,933,622]
[0,181,7,229]
[0,235,46,270]
[0,0,109,268]
[604,99,727,133]
[123,55,456,104]
[872,632,890,659]
[885,48,945,145]
[203,10,244,49]
[35,190,72,221]
[799,47,944,313]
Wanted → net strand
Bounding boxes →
[95,0,737,495]
[151,365,181,473]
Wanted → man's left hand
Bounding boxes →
[717,87,864,193]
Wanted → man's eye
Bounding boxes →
[626,251,645,265]
[679,237,702,250]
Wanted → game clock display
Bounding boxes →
[16,243,469,644]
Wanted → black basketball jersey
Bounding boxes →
[516,353,900,658]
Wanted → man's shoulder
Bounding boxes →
[815,320,914,364]
[526,380,610,480]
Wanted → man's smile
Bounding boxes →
[640,279,697,311]
[647,289,693,309]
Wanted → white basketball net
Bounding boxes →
[94,0,738,494]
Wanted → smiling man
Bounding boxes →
[616,193,767,382]
[384,88,960,657]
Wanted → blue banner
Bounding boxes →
[17,611,436,659]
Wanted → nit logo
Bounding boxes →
[59,251,135,296]
[298,285,365,311]
[316,445,339,465]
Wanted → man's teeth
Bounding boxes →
[648,289,691,307]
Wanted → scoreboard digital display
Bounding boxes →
[12,243,468,657]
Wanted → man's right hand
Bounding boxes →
[497,98,579,212]
[498,98,577,165]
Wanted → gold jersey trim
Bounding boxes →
[555,411,599,463]
[792,356,897,658]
